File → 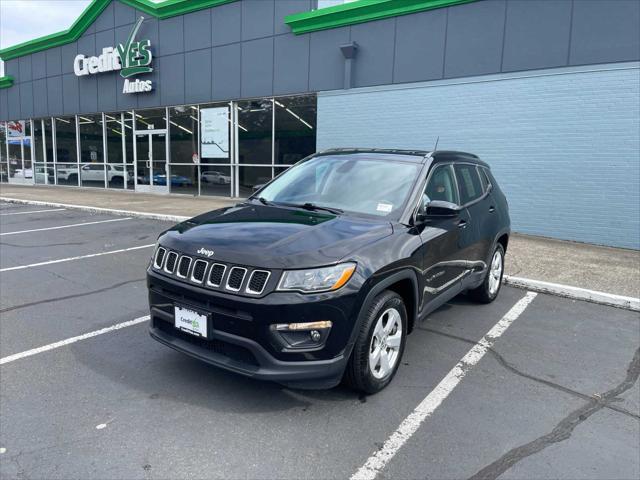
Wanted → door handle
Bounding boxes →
[457,219,467,228]
[489,206,495,213]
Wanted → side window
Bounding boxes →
[453,164,483,204]
[477,166,490,193]
[423,165,459,207]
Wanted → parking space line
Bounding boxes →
[0,244,155,272]
[0,217,131,236]
[351,291,538,480]
[0,315,150,366]
[0,208,67,216]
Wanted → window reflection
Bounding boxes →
[238,99,272,165]
[275,96,316,165]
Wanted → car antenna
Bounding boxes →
[433,136,439,153]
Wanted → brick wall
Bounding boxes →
[317,63,640,249]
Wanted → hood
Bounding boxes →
[158,203,393,269]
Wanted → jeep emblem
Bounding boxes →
[197,247,215,257]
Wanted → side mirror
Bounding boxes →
[415,200,461,223]
[426,200,461,217]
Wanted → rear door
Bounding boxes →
[452,162,493,274]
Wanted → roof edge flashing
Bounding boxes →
[0,0,236,61]
[285,0,478,35]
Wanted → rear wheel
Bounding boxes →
[469,244,504,303]
[67,173,77,184]
[344,290,407,394]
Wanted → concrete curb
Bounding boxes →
[0,196,190,223]
[2,197,639,312]
[503,275,639,312]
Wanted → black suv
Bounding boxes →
[147,149,510,393]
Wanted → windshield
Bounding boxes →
[255,155,421,218]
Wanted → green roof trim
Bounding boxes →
[285,0,478,35]
[0,76,14,89]
[0,0,236,61]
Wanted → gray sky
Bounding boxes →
[0,0,92,50]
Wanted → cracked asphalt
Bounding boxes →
[1,203,639,479]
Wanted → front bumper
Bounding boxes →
[147,268,360,388]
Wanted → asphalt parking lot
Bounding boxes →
[0,202,638,480]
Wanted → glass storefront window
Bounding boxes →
[238,99,272,165]
[33,120,44,163]
[168,164,198,195]
[124,113,134,189]
[274,96,316,165]
[169,106,199,164]
[135,108,166,131]
[105,113,125,189]
[55,116,78,185]
[44,118,54,164]
[201,165,231,197]
[238,166,272,198]
[79,115,104,163]
[0,122,6,183]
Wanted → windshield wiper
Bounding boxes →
[291,202,344,215]
[255,197,271,206]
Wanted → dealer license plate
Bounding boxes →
[174,305,208,338]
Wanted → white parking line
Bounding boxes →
[351,291,538,480]
[0,315,150,366]
[0,244,155,272]
[0,217,131,236]
[0,208,67,216]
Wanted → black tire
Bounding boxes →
[344,290,407,394]
[468,243,505,303]
[67,174,77,184]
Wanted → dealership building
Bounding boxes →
[0,0,638,248]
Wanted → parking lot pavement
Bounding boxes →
[1,204,638,479]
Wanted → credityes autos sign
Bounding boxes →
[73,17,153,94]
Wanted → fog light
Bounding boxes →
[310,330,321,342]
[275,321,333,331]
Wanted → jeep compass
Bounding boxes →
[147,149,510,393]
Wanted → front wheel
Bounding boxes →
[344,290,407,394]
[468,244,505,303]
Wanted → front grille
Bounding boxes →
[154,247,166,269]
[164,251,178,273]
[156,320,258,367]
[153,248,271,296]
[177,256,192,278]
[246,270,270,294]
[207,263,226,287]
[191,260,207,284]
[226,267,246,291]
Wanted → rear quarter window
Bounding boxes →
[453,164,483,204]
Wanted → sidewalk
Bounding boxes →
[2,184,639,300]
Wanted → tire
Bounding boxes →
[67,174,77,184]
[468,243,505,303]
[344,290,407,394]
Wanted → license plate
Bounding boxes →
[174,305,208,338]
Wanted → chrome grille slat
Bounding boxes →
[190,259,208,284]
[207,263,226,287]
[246,270,270,295]
[164,251,178,274]
[176,255,192,278]
[226,267,247,292]
[153,247,166,269]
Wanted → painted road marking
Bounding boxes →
[351,291,538,480]
[0,244,155,272]
[0,217,131,236]
[0,208,67,216]
[0,315,150,365]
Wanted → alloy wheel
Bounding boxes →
[369,307,403,379]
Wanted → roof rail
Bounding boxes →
[318,148,430,156]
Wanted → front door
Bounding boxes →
[135,131,168,193]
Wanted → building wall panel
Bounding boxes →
[317,64,640,249]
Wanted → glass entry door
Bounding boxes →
[134,131,168,193]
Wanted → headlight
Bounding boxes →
[277,262,356,293]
